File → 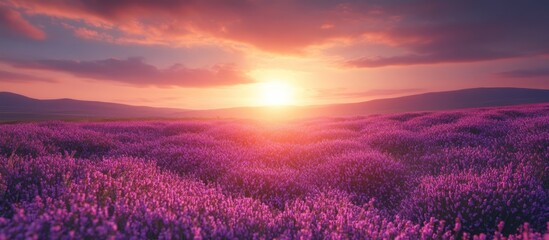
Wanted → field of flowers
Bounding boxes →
[1,104,548,239]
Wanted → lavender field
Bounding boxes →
[1,104,548,239]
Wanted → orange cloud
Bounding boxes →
[7,0,379,52]
[0,6,45,40]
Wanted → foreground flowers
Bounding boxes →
[1,104,548,239]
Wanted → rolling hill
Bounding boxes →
[182,87,549,119]
[0,92,188,122]
[1,88,549,121]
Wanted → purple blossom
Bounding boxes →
[1,104,548,239]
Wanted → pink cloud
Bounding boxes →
[497,68,549,79]
[0,69,54,82]
[0,6,45,40]
[61,23,115,42]
[3,57,252,87]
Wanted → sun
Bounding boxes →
[259,81,295,106]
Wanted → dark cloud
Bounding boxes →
[0,6,46,40]
[0,69,54,82]
[498,68,549,78]
[344,1,549,67]
[2,57,252,87]
[345,51,520,68]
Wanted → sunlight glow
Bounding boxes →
[259,81,295,106]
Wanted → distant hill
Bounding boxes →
[312,87,549,116]
[183,88,549,119]
[0,92,188,122]
[1,88,549,122]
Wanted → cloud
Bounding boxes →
[3,0,384,52]
[345,1,549,67]
[0,69,54,83]
[497,68,549,78]
[344,50,520,68]
[3,57,252,87]
[0,6,45,40]
[61,23,114,42]
[4,0,549,66]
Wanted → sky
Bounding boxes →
[0,0,548,109]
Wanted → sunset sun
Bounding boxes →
[259,81,295,106]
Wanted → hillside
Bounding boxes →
[2,88,549,121]
[0,92,188,122]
